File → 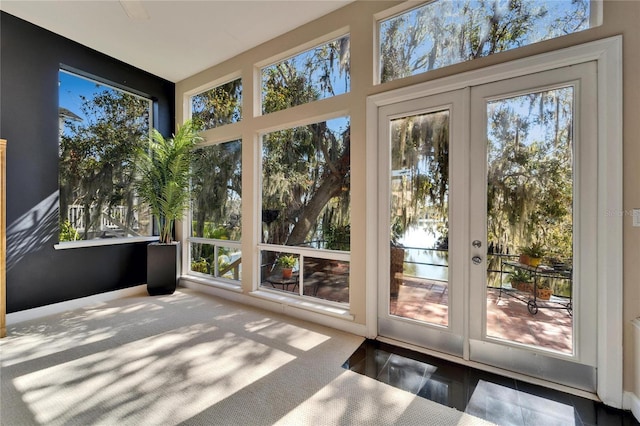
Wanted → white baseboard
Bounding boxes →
[180,278,368,337]
[624,391,640,422]
[6,285,147,325]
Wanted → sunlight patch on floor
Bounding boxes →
[13,323,296,425]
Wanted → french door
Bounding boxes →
[378,89,469,357]
[378,63,598,391]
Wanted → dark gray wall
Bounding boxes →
[0,12,175,312]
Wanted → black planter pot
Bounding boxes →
[147,242,180,296]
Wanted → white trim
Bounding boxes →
[366,36,623,405]
[257,243,350,262]
[365,94,378,339]
[182,274,242,292]
[183,71,243,99]
[6,285,147,325]
[54,236,157,250]
[253,27,350,69]
[595,35,624,408]
[180,278,366,337]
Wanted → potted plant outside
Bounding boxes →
[136,120,202,295]
[191,258,210,274]
[519,242,546,267]
[277,254,297,279]
[536,279,553,300]
[508,269,533,293]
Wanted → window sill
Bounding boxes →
[181,274,242,293]
[180,276,352,321]
[54,236,158,250]
[250,289,353,321]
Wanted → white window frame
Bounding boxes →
[255,115,352,307]
[255,27,351,117]
[185,136,243,288]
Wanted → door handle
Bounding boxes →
[472,256,482,265]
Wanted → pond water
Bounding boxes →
[398,223,448,282]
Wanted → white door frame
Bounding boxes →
[365,36,623,407]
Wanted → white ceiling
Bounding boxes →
[0,0,353,82]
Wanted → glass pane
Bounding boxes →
[58,70,152,242]
[485,87,574,354]
[191,242,242,281]
[261,117,350,250]
[260,251,299,295]
[191,78,242,131]
[380,0,591,83]
[302,256,349,304]
[389,109,450,327]
[262,36,350,114]
[191,140,242,241]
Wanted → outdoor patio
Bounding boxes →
[390,277,573,354]
[260,267,573,355]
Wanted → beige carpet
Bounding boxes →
[1,289,492,425]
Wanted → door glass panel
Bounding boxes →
[485,87,574,354]
[389,109,450,327]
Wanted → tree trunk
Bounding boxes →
[286,137,349,246]
[286,172,343,246]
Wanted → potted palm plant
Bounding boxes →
[136,120,202,295]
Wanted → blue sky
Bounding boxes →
[59,70,111,123]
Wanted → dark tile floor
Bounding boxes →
[343,339,639,426]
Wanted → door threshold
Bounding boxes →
[376,335,601,402]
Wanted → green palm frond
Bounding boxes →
[136,120,202,243]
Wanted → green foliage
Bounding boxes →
[261,119,350,248]
[324,224,350,251]
[276,254,296,269]
[390,218,403,247]
[191,79,242,131]
[59,220,80,242]
[191,258,210,274]
[191,141,242,241]
[390,110,449,237]
[486,88,574,259]
[59,83,151,239]
[537,278,552,289]
[204,225,230,240]
[262,36,349,114]
[380,0,589,82]
[520,242,546,258]
[508,269,532,283]
[136,120,203,243]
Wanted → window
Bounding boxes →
[261,35,350,114]
[191,78,242,131]
[189,140,242,282]
[58,69,152,243]
[260,117,350,303]
[379,0,592,83]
